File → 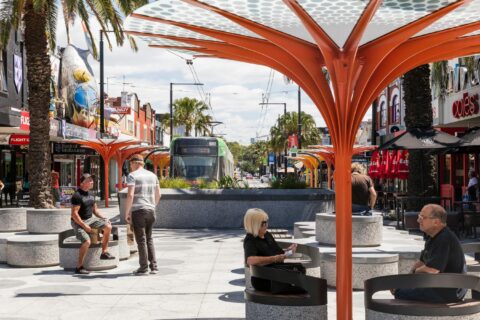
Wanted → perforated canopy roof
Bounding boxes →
[126,0,480,53]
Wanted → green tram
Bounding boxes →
[170,137,234,181]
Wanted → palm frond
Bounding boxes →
[0,0,16,48]
[76,0,98,58]
[61,0,78,44]
[45,0,57,52]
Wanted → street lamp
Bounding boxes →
[169,82,204,142]
[259,102,288,175]
[298,85,302,149]
[208,121,223,136]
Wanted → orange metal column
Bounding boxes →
[334,150,353,320]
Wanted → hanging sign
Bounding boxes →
[9,134,29,145]
[20,111,30,131]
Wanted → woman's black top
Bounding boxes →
[243,232,284,264]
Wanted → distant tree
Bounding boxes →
[269,111,320,152]
[242,140,269,172]
[173,97,211,136]
[226,141,244,165]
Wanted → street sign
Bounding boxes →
[268,153,275,165]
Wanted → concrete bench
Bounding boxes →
[6,234,59,267]
[321,252,398,290]
[316,213,382,247]
[245,265,328,320]
[0,208,27,232]
[27,209,71,234]
[58,229,120,271]
[365,273,480,319]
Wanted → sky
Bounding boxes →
[56,12,371,145]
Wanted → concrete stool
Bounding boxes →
[293,222,315,239]
[321,252,398,290]
[27,209,71,234]
[397,251,422,274]
[316,213,382,247]
[0,208,27,232]
[114,225,130,260]
[0,232,25,263]
[58,229,119,271]
[6,234,59,267]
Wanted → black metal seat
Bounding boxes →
[245,265,327,306]
[364,273,480,318]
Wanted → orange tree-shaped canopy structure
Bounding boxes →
[70,137,140,207]
[125,1,480,318]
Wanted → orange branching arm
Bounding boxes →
[180,0,335,139]
[352,0,469,134]
[127,18,332,130]
[358,35,480,125]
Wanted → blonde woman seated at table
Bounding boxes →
[243,208,301,293]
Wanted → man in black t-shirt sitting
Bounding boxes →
[393,204,467,303]
[71,173,115,275]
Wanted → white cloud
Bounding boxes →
[56,13,371,145]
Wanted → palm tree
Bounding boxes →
[403,64,436,210]
[0,0,146,208]
[269,111,321,151]
[173,97,211,136]
[431,61,449,102]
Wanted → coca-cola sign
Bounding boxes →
[452,92,479,119]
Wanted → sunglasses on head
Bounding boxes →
[261,220,268,226]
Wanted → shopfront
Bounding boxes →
[438,86,480,202]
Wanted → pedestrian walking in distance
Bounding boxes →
[124,155,161,276]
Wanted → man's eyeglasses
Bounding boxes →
[418,215,435,220]
[261,220,269,226]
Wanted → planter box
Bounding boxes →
[119,188,335,229]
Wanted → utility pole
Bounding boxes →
[298,85,302,149]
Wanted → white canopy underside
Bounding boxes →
[125,0,480,56]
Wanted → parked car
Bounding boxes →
[260,175,270,183]
[245,173,253,179]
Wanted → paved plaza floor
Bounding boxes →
[0,205,419,320]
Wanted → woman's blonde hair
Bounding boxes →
[244,208,268,237]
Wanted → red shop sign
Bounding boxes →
[9,134,29,145]
[20,111,30,131]
[452,92,479,119]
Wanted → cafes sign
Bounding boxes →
[452,92,479,119]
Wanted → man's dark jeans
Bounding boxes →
[132,208,157,272]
